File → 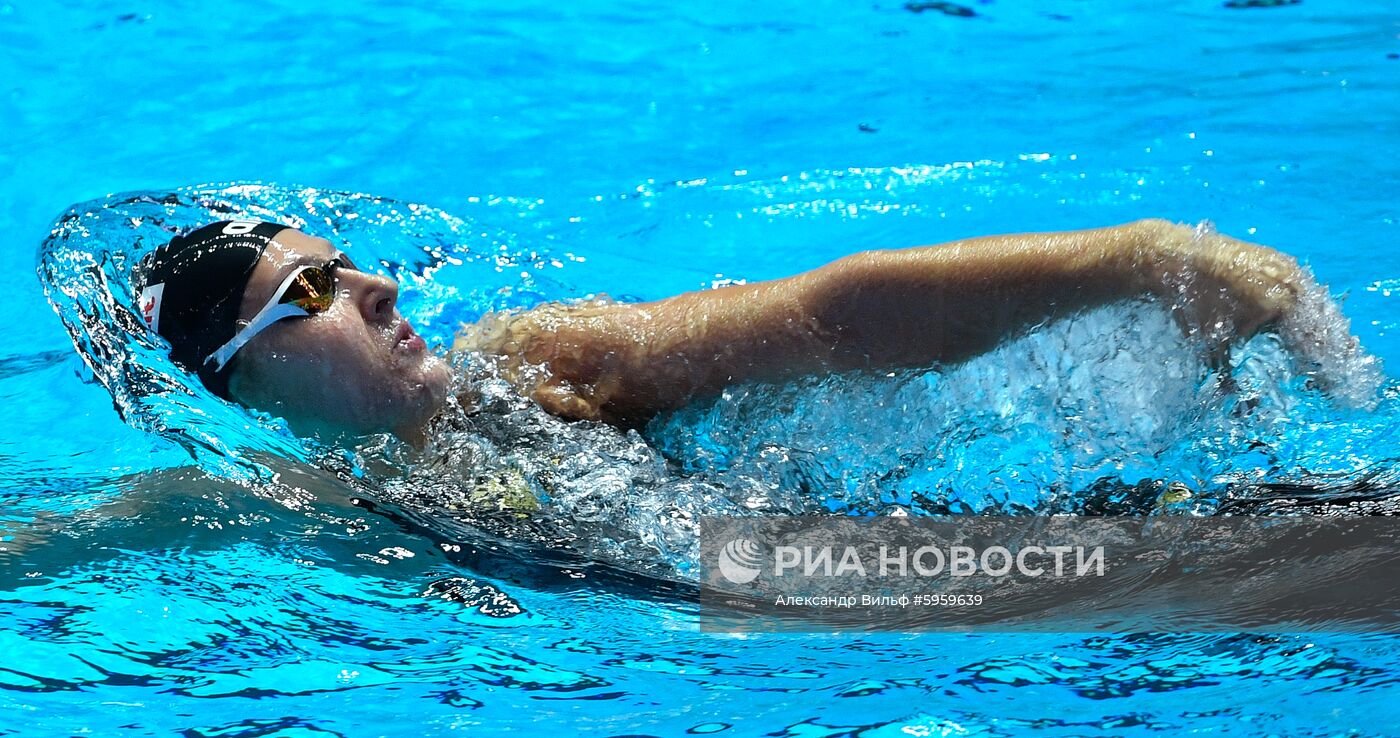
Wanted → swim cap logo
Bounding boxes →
[138,282,165,332]
[718,538,764,584]
[221,220,262,235]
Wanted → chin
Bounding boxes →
[422,354,453,388]
[407,357,453,407]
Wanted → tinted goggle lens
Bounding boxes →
[284,266,335,313]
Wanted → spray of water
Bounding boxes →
[39,172,1396,580]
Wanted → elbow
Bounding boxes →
[798,249,904,368]
[811,249,889,294]
[801,250,878,324]
[1123,218,1182,245]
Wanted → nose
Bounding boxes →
[343,269,400,325]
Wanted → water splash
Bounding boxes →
[37,184,551,477]
[36,172,1398,582]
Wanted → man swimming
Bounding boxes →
[134,218,1306,445]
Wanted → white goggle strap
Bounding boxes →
[203,266,316,372]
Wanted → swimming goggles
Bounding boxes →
[204,251,357,372]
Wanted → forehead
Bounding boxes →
[263,229,336,266]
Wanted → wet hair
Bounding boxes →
[133,220,287,398]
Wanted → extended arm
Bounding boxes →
[455,219,1303,427]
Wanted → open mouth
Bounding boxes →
[393,320,427,354]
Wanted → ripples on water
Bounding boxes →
[37,171,1397,575]
[17,165,1400,735]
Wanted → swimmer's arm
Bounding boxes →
[458,219,1302,427]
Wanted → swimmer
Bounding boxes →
[133,218,1307,445]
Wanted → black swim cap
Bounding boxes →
[133,220,289,399]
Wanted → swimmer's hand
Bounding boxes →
[1132,220,1305,363]
[454,303,636,425]
[1138,221,1377,402]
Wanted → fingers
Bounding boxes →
[529,383,603,422]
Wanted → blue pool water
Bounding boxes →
[5,1,1400,735]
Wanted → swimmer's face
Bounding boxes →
[226,229,453,442]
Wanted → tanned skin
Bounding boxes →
[454,219,1302,429]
